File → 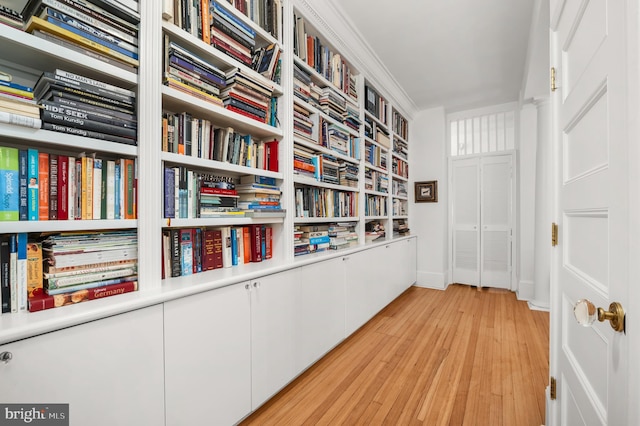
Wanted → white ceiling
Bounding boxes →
[331,0,537,112]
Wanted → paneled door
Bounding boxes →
[451,154,514,289]
[549,0,629,424]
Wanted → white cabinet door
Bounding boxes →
[296,257,345,372]
[405,237,417,290]
[0,306,165,426]
[164,282,251,426]
[251,268,298,410]
[345,249,379,335]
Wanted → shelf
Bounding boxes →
[5,219,138,234]
[392,195,408,201]
[293,136,359,166]
[164,217,284,228]
[293,96,359,138]
[293,56,358,108]
[294,176,359,192]
[161,152,283,179]
[162,22,282,96]
[365,190,389,197]
[365,216,388,221]
[294,217,358,224]
[393,216,409,220]
[0,125,138,157]
[391,173,409,182]
[391,151,408,161]
[364,110,388,130]
[364,136,390,152]
[364,163,388,174]
[162,86,282,139]
[0,24,138,89]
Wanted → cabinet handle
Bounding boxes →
[253,282,260,289]
[343,256,349,261]
[0,351,12,364]
[386,245,390,248]
[245,283,250,290]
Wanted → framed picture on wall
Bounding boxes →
[415,180,438,203]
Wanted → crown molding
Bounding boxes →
[293,0,419,119]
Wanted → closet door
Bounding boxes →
[452,158,481,285]
[480,155,513,289]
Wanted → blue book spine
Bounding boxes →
[230,228,238,266]
[44,15,139,60]
[114,163,121,219]
[0,80,33,93]
[180,230,193,276]
[168,55,226,88]
[308,236,330,245]
[212,1,256,37]
[18,149,28,221]
[27,148,38,221]
[164,167,175,218]
[195,228,202,273]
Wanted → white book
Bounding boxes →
[221,226,232,268]
[191,118,198,158]
[9,235,17,313]
[106,160,116,219]
[187,169,194,219]
[93,158,103,219]
[16,233,27,312]
[162,0,174,21]
[0,110,42,129]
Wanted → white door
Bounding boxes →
[452,155,513,288]
[550,0,629,425]
[452,157,481,286]
[481,154,513,289]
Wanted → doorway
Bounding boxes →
[450,153,515,289]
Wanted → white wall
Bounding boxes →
[410,107,448,289]
[518,103,538,300]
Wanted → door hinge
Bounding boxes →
[551,67,557,92]
[551,223,559,247]
[550,376,557,400]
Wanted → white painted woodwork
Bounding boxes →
[550,0,629,424]
[0,306,165,426]
[295,257,346,372]
[251,268,299,410]
[452,158,481,286]
[164,282,251,426]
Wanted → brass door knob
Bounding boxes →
[574,299,625,333]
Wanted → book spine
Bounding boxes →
[41,100,137,129]
[28,280,138,312]
[0,147,19,221]
[0,110,42,129]
[0,236,9,313]
[18,149,28,221]
[9,235,17,312]
[250,224,262,262]
[57,155,69,220]
[180,229,193,276]
[49,153,58,220]
[67,155,76,219]
[38,152,49,220]
[124,158,135,219]
[16,233,27,311]
[42,122,137,146]
[46,275,137,295]
[41,110,137,139]
[168,55,226,88]
[170,229,181,277]
[92,158,103,219]
[163,167,175,218]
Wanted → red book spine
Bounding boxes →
[212,229,223,269]
[202,230,216,271]
[199,187,238,196]
[57,155,69,220]
[225,105,266,123]
[265,226,272,259]
[28,281,138,312]
[265,140,279,172]
[249,224,262,262]
[242,225,251,263]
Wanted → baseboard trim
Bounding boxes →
[414,271,448,290]
[517,280,535,301]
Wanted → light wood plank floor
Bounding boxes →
[241,284,549,426]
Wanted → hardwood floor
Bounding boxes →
[241,284,549,426]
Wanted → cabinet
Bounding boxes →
[164,282,251,426]
[295,256,346,371]
[0,305,164,426]
[250,267,298,409]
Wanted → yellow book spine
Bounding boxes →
[0,86,34,99]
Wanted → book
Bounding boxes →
[28,280,138,312]
[0,236,9,313]
[0,110,42,129]
[92,157,102,219]
[0,146,19,221]
[16,233,28,311]
[18,149,28,221]
[212,229,223,269]
[27,149,39,220]
[57,155,69,220]
[180,228,193,276]
[46,275,137,295]
[221,226,232,268]
[42,122,136,146]
[26,242,43,299]
[38,151,49,220]
[249,224,262,262]
[202,229,215,271]
[170,228,180,277]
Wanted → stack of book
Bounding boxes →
[0,4,23,29]
[22,0,140,71]
[34,69,137,145]
[28,230,138,312]
[293,144,315,179]
[339,162,359,188]
[293,224,329,255]
[345,103,361,132]
[393,219,410,237]
[318,86,346,122]
[211,0,255,67]
[293,103,314,142]
[318,153,339,185]
[0,71,41,129]
[199,180,241,218]
[393,136,408,160]
[365,169,388,193]
[320,119,350,157]
[328,222,358,250]
[392,180,408,198]
[293,63,311,102]
[164,39,226,107]
[236,175,283,217]
[222,68,275,124]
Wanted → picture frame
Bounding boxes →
[415,180,438,203]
